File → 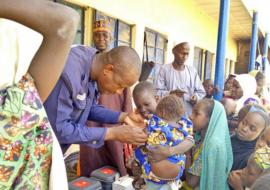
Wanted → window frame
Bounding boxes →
[143,28,167,65]
[193,47,214,80]
[204,50,213,80]
[55,0,85,44]
[193,47,204,78]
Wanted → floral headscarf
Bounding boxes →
[254,145,270,170]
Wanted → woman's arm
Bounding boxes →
[0,0,79,102]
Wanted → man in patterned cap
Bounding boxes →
[93,19,112,52]
[79,19,134,177]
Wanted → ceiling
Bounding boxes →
[194,0,263,40]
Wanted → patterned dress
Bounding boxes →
[135,115,193,185]
[0,74,52,190]
[188,144,203,177]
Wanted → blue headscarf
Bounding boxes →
[200,101,233,190]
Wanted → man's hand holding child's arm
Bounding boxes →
[105,125,147,145]
[118,112,147,128]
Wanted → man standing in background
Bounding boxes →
[155,42,205,116]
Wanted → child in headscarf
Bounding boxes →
[228,146,270,190]
[230,105,270,171]
[184,99,233,190]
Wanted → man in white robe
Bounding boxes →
[155,42,206,116]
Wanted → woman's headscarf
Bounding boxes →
[234,74,260,113]
[254,145,270,170]
[200,101,233,190]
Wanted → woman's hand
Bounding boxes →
[147,145,173,162]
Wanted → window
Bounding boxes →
[193,47,213,80]
[143,29,167,65]
[143,29,167,83]
[56,0,84,44]
[230,60,235,74]
[95,11,132,49]
[193,47,203,78]
[204,51,213,80]
[225,59,229,79]
[225,59,235,78]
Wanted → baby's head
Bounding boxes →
[223,75,243,99]
[236,106,270,141]
[155,94,185,122]
[241,154,264,188]
[241,147,270,188]
[224,75,236,91]
[221,98,236,117]
[133,81,158,119]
